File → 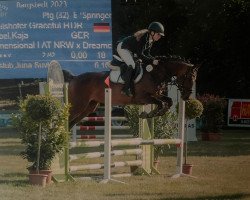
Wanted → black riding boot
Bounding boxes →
[121,66,134,97]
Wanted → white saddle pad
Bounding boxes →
[107,61,143,84]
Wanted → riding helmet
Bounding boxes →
[148,22,165,36]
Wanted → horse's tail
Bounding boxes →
[62,69,74,83]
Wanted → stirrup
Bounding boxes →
[121,88,133,97]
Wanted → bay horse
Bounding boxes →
[63,56,198,129]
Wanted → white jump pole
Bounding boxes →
[172,98,185,178]
[177,98,185,174]
[172,98,196,178]
[101,88,125,184]
[102,88,112,182]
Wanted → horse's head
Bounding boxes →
[175,63,198,100]
[148,56,198,100]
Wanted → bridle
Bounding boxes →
[172,66,196,94]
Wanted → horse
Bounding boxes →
[63,56,198,129]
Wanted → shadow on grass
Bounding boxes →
[0,128,19,138]
[163,130,250,157]
[106,193,250,200]
[160,193,250,199]
[164,140,250,157]
[0,179,29,187]
[3,172,27,177]
[0,172,29,187]
[0,145,23,155]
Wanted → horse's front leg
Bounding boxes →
[139,96,173,118]
[154,96,173,117]
[139,97,164,118]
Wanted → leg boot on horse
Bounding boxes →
[121,65,134,97]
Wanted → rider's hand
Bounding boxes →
[153,60,159,65]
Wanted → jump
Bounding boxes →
[63,56,198,128]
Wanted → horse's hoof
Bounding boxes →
[139,112,148,119]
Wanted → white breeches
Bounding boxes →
[117,42,135,69]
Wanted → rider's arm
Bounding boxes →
[120,34,155,64]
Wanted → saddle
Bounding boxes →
[107,55,144,84]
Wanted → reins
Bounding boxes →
[174,66,195,94]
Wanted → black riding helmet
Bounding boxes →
[148,22,165,36]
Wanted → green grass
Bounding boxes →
[0,128,250,200]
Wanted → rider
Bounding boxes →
[116,21,165,97]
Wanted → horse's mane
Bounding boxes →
[157,55,192,65]
[147,55,194,85]
[62,69,75,83]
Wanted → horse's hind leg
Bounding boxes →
[139,97,163,118]
[69,101,99,129]
[69,105,85,129]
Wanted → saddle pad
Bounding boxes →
[109,65,143,84]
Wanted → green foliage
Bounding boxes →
[124,105,178,160]
[153,111,178,160]
[13,94,70,170]
[112,0,250,97]
[25,95,60,122]
[198,94,227,133]
[177,98,204,120]
[185,99,203,120]
[124,105,140,137]
[153,112,178,140]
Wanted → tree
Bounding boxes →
[112,0,250,98]
[174,0,250,98]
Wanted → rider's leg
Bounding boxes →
[121,65,134,97]
[117,43,136,69]
[117,42,135,97]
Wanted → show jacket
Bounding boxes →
[120,32,154,63]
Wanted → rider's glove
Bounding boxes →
[153,60,159,65]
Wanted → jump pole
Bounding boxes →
[172,98,195,178]
[171,98,185,178]
[102,88,111,182]
[101,88,125,184]
[138,105,154,175]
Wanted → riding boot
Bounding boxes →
[121,66,134,97]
